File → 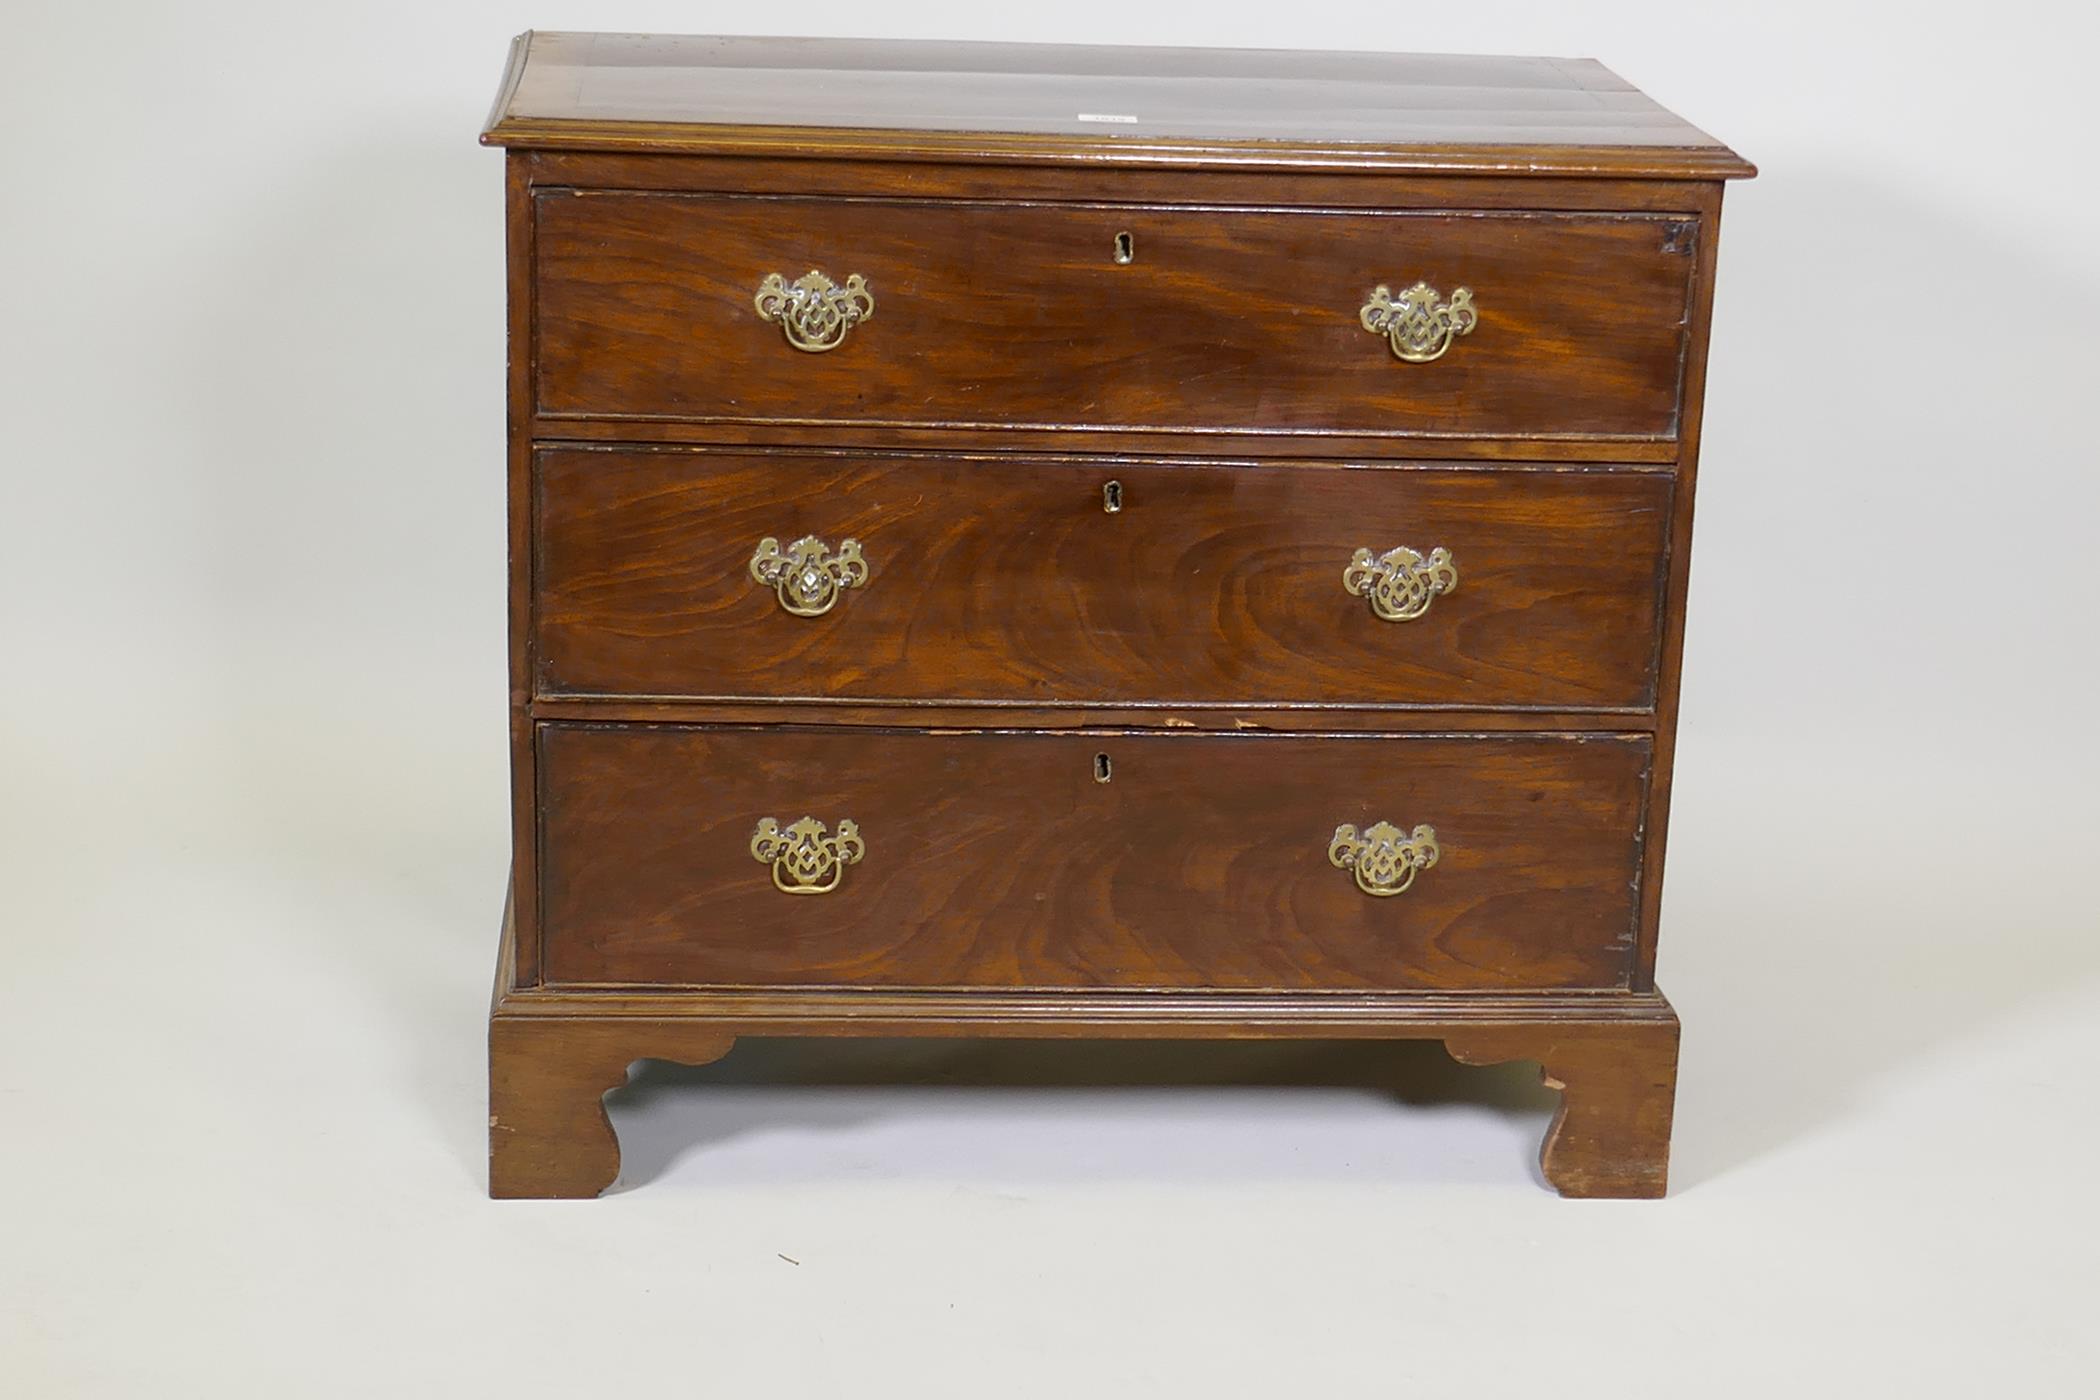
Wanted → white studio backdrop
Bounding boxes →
[3,2,2096,1396]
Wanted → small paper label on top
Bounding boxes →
[1076,112,1138,123]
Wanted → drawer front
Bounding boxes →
[532,192,1695,440]
[537,725,1649,991]
[535,449,1671,711]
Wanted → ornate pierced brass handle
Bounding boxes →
[754,269,874,352]
[1343,545,1457,622]
[1359,281,1477,363]
[750,535,868,617]
[1329,821,1440,897]
[751,816,864,895]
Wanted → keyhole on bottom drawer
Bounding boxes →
[1113,230,1135,264]
[1102,480,1123,513]
[1094,752,1113,783]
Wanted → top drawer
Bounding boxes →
[531,192,1697,442]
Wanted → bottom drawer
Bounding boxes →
[536,724,1649,991]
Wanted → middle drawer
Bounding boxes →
[534,448,1672,711]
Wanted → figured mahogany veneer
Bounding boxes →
[534,449,1673,711]
[482,32,1751,1200]
[533,194,1697,441]
[485,32,1751,177]
[537,725,1650,991]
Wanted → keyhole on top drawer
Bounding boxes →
[1113,230,1134,264]
[1094,752,1113,783]
[1102,480,1123,513]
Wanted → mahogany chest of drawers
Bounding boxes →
[480,32,1752,1198]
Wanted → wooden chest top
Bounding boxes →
[481,31,1754,178]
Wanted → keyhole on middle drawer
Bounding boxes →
[1113,230,1135,264]
[1102,479,1123,513]
[1094,752,1113,783]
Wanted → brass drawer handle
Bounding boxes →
[1359,281,1477,363]
[1343,545,1457,622]
[751,817,864,895]
[754,269,874,352]
[1329,821,1440,897]
[750,535,868,617]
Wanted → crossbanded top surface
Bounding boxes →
[482,32,1753,177]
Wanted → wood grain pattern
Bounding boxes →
[503,154,542,988]
[485,33,1750,1198]
[534,448,1673,710]
[483,33,1754,179]
[528,698,1659,733]
[1446,1015,1678,1196]
[532,193,1697,441]
[488,988,1677,1198]
[530,413,1683,465]
[522,152,1726,211]
[490,893,1680,1198]
[489,1015,734,1199]
[535,725,1649,992]
[1632,183,1726,986]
